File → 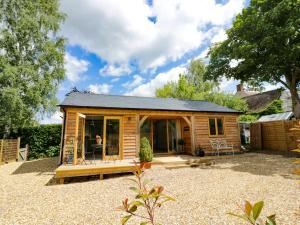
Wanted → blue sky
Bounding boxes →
[43,0,279,123]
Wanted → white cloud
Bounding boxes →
[219,77,239,93]
[195,48,209,60]
[40,111,63,124]
[88,83,112,94]
[64,53,89,83]
[263,82,283,91]
[61,0,245,70]
[100,64,131,77]
[211,28,227,43]
[111,78,120,83]
[125,66,185,97]
[122,75,144,89]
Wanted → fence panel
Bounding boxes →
[250,120,300,151]
[250,123,262,150]
[0,138,20,164]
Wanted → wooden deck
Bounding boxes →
[55,155,224,184]
[55,159,138,183]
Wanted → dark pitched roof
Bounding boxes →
[59,92,239,113]
[243,88,282,113]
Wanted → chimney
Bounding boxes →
[236,83,244,92]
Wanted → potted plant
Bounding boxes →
[195,147,205,157]
[139,137,153,169]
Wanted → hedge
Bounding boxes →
[10,124,62,160]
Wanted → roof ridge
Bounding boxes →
[70,92,209,103]
[243,88,283,98]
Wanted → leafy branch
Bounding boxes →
[117,163,175,225]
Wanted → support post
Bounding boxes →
[99,174,104,180]
[191,116,196,155]
[73,113,79,165]
[16,137,21,161]
[59,178,64,184]
[136,114,140,157]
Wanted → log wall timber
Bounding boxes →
[123,115,138,159]
[194,113,241,152]
[62,107,241,160]
[0,138,20,163]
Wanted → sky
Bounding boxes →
[41,0,280,124]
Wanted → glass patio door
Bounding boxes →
[103,116,122,160]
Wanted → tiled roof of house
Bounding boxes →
[59,92,239,113]
[242,89,282,113]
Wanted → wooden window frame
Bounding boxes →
[208,117,225,136]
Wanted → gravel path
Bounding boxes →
[0,153,299,225]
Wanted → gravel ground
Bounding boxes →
[0,153,299,225]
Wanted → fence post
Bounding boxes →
[0,139,3,164]
[16,137,21,162]
[25,144,29,161]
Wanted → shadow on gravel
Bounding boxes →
[211,152,299,180]
[46,172,133,186]
[12,157,58,175]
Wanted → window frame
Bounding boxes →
[208,117,225,136]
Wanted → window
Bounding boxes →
[209,118,224,135]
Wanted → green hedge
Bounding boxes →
[10,124,62,160]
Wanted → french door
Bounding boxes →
[103,116,122,160]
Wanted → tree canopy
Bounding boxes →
[205,0,300,117]
[156,59,248,112]
[0,0,65,135]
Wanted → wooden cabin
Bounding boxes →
[58,92,241,167]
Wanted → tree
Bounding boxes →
[186,59,217,93]
[205,0,300,118]
[156,60,248,112]
[0,0,65,136]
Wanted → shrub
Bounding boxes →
[46,145,60,157]
[139,137,153,162]
[239,114,258,122]
[228,200,276,225]
[117,163,175,225]
[10,124,62,160]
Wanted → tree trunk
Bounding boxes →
[285,74,300,119]
[290,88,300,119]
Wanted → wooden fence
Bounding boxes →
[250,120,300,151]
[0,138,21,164]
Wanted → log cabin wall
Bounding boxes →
[123,115,138,159]
[63,111,77,161]
[194,113,241,152]
[62,107,240,160]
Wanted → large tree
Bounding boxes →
[0,0,65,135]
[205,0,300,118]
[156,60,248,112]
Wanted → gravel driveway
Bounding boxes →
[0,153,299,225]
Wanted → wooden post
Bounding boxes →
[99,174,103,180]
[136,114,140,157]
[191,116,196,155]
[0,139,3,164]
[16,137,21,161]
[73,113,79,165]
[166,119,169,153]
[59,112,65,165]
[25,144,29,161]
